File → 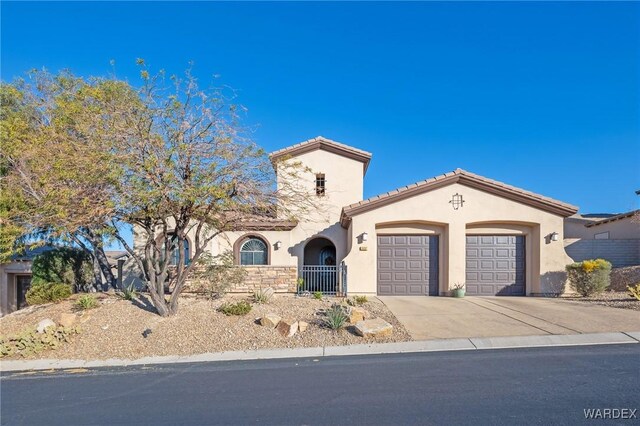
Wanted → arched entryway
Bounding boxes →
[301,237,338,294]
[303,237,336,266]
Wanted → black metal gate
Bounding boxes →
[298,262,347,296]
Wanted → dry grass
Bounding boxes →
[0,293,411,360]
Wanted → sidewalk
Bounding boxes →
[2,331,639,373]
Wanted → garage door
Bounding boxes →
[377,235,439,296]
[466,235,525,296]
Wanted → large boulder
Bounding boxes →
[354,318,393,338]
[348,307,369,323]
[276,318,298,337]
[36,319,56,334]
[260,313,282,328]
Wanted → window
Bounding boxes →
[163,236,190,266]
[240,237,268,265]
[315,173,326,196]
[594,231,609,240]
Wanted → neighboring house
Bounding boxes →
[130,136,579,297]
[564,210,640,267]
[0,248,130,317]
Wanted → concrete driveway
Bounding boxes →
[378,296,640,340]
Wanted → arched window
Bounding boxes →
[239,237,268,265]
[163,236,190,266]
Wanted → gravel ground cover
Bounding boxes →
[0,293,411,360]
[562,291,639,311]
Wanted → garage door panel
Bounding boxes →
[378,248,392,257]
[480,249,493,257]
[393,236,407,245]
[378,236,392,245]
[408,236,422,245]
[408,249,423,257]
[377,235,439,296]
[466,235,525,296]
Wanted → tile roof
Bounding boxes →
[340,168,578,226]
[269,136,372,174]
[585,209,639,227]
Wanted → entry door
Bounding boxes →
[466,235,525,296]
[16,275,32,309]
[377,235,439,296]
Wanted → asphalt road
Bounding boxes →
[1,344,639,425]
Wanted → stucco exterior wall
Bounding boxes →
[278,149,364,226]
[342,182,571,296]
[565,215,640,240]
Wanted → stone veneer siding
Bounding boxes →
[230,266,298,293]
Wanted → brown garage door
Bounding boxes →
[466,235,525,296]
[377,235,439,296]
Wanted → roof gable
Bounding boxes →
[340,169,578,227]
[269,136,372,174]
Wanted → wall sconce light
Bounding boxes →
[449,193,465,210]
[275,241,282,249]
[361,232,368,242]
[550,232,559,242]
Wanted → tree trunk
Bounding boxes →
[93,246,117,290]
[82,228,118,290]
[91,256,103,292]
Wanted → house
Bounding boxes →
[564,209,640,267]
[131,136,580,297]
[0,248,130,317]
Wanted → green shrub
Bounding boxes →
[323,304,348,330]
[117,283,138,301]
[32,247,94,292]
[0,326,80,358]
[347,295,368,306]
[25,282,73,305]
[191,251,247,299]
[75,294,99,310]
[313,291,323,300]
[628,283,640,301]
[218,300,252,316]
[566,259,612,297]
[252,288,273,304]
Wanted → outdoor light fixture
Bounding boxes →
[550,232,559,242]
[361,232,369,242]
[275,241,282,249]
[449,193,465,210]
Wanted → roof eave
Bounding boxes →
[341,173,578,224]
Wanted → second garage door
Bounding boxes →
[377,235,439,296]
[466,235,525,296]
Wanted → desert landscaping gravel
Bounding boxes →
[0,293,412,360]
[563,291,640,311]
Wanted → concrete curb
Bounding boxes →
[1,331,639,373]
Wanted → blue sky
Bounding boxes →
[2,1,639,217]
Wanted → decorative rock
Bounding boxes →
[354,318,393,337]
[58,313,78,328]
[276,318,298,337]
[349,307,368,323]
[36,319,56,334]
[260,313,282,328]
[298,321,309,332]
